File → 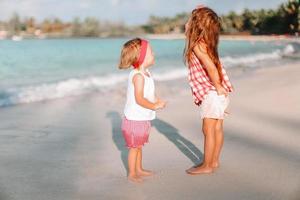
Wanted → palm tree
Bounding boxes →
[281,0,299,34]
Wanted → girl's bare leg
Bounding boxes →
[128,148,143,183]
[136,147,154,176]
[186,118,217,174]
[212,119,224,169]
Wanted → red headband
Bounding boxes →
[132,39,148,68]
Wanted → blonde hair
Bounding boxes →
[184,7,223,81]
[118,38,142,69]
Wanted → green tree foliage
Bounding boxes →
[221,0,299,34]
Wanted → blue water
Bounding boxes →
[0,38,298,106]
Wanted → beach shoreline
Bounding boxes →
[2,34,299,43]
[145,33,300,43]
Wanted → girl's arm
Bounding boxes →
[193,43,228,96]
[132,74,165,110]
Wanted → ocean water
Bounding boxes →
[0,38,299,107]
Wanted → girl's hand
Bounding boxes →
[155,99,167,110]
[216,86,228,97]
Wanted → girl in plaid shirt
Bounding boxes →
[184,6,234,175]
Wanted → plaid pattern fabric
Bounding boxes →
[188,53,234,106]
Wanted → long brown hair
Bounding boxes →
[184,7,223,81]
[119,38,142,69]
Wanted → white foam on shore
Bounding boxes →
[154,68,188,81]
[221,44,295,67]
[0,74,128,107]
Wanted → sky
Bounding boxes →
[0,0,288,25]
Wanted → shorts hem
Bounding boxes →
[201,115,225,120]
[125,141,149,149]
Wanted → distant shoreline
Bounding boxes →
[145,33,300,43]
[2,34,299,43]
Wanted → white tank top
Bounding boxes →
[124,69,156,121]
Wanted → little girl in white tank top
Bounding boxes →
[118,38,166,183]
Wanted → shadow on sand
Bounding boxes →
[152,118,203,165]
[106,111,128,173]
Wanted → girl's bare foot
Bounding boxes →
[128,175,143,183]
[186,162,207,171]
[186,164,199,172]
[212,162,220,169]
[136,169,154,177]
[186,165,213,175]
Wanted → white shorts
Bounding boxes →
[200,90,230,119]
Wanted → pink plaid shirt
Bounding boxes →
[188,53,234,106]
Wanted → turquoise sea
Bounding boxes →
[0,38,299,107]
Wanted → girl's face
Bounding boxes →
[143,44,155,68]
[185,17,191,36]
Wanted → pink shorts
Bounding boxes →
[121,118,151,148]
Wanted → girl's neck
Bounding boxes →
[137,65,148,72]
[136,66,150,77]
